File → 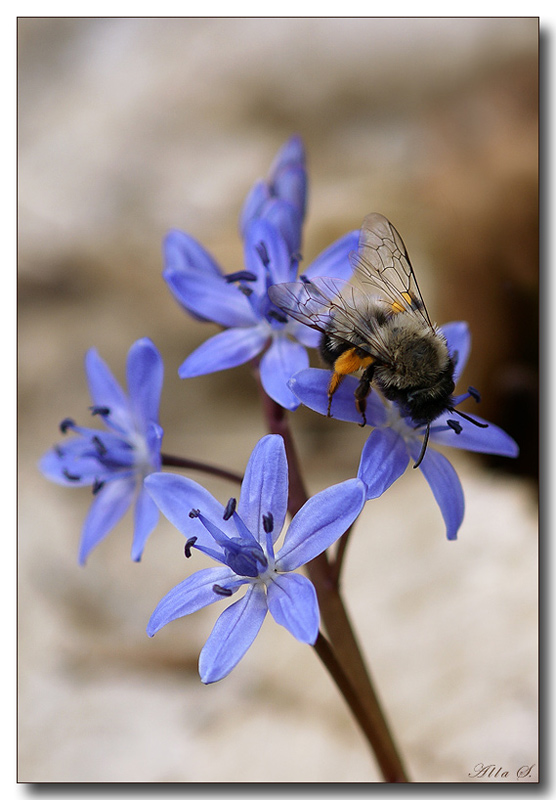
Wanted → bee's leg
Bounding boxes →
[354,364,375,426]
[327,371,345,417]
[328,349,374,419]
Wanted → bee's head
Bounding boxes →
[396,359,457,426]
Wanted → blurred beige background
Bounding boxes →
[18,18,538,783]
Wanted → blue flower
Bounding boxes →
[39,338,164,564]
[239,134,307,256]
[288,322,519,541]
[145,434,366,683]
[162,135,359,410]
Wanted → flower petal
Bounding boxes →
[39,444,100,486]
[199,583,268,683]
[147,566,239,636]
[288,368,387,426]
[130,483,160,561]
[303,230,359,282]
[243,217,292,285]
[258,199,303,260]
[144,472,233,548]
[411,444,465,541]
[430,413,519,457]
[178,326,267,379]
[78,477,136,564]
[259,337,309,410]
[276,478,365,572]
[164,228,223,277]
[163,229,258,326]
[441,321,471,382]
[126,338,163,430]
[85,349,131,434]
[267,572,319,644]
[237,434,288,547]
[164,266,258,328]
[357,428,410,500]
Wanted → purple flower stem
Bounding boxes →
[254,369,409,783]
[161,453,243,485]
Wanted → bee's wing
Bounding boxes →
[268,277,392,362]
[350,212,433,328]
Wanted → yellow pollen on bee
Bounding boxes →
[328,349,374,397]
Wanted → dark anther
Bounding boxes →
[59,418,75,434]
[267,309,289,324]
[224,270,258,283]
[92,435,107,456]
[189,508,200,519]
[262,512,274,534]
[92,479,105,495]
[184,536,198,558]
[90,405,110,417]
[63,468,81,481]
[468,386,481,403]
[300,274,311,284]
[212,584,233,597]
[255,241,270,267]
[223,497,237,521]
[238,285,253,296]
[447,419,463,435]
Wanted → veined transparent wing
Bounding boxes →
[350,212,433,328]
[268,277,391,362]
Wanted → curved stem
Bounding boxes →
[313,633,406,780]
[161,453,243,485]
[255,375,408,782]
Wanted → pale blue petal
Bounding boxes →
[199,584,268,683]
[288,368,387,426]
[243,217,292,285]
[276,478,366,572]
[259,337,309,410]
[272,163,307,218]
[178,326,267,379]
[240,181,269,234]
[126,338,163,430]
[85,349,131,434]
[269,135,306,185]
[259,199,303,258]
[430,413,519,457]
[411,443,465,541]
[237,434,288,547]
[144,472,234,549]
[267,572,319,644]
[303,230,359,282]
[147,566,238,636]
[39,445,100,486]
[163,229,223,277]
[291,322,322,349]
[78,478,136,564]
[357,428,410,500]
[131,483,160,561]
[164,267,258,328]
[441,321,471,382]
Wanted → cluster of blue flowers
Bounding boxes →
[40,136,518,683]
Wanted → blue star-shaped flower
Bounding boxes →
[145,434,366,683]
[162,135,359,410]
[39,338,164,563]
[288,322,519,541]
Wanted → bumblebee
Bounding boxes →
[268,213,486,467]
